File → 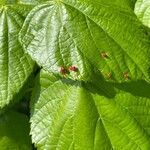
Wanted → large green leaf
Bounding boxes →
[0,111,32,150]
[18,0,48,5]
[135,0,150,28]
[0,0,45,5]
[19,0,150,82]
[0,1,35,108]
[30,70,150,150]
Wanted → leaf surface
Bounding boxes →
[0,2,35,108]
[19,0,150,82]
[135,0,150,28]
[30,70,150,150]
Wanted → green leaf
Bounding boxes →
[131,0,137,6]
[19,0,150,82]
[30,70,150,150]
[18,0,48,5]
[0,111,32,150]
[135,0,150,28]
[0,2,35,108]
[0,0,44,5]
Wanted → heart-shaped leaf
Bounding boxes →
[30,70,150,150]
[0,2,35,108]
[19,0,150,82]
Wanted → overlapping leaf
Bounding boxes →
[18,0,150,149]
[0,2,35,108]
[18,0,48,5]
[19,0,150,82]
[135,0,150,28]
[0,111,32,150]
[30,70,150,150]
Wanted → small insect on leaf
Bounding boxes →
[123,72,129,80]
[69,66,78,72]
[100,52,109,59]
[60,67,67,75]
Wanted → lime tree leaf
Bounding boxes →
[19,0,150,82]
[30,70,150,150]
[113,92,150,136]
[0,2,35,108]
[0,111,32,150]
[18,0,48,5]
[94,92,150,150]
[0,0,45,5]
[135,0,150,28]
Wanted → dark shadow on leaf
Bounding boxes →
[83,80,116,98]
[60,71,116,98]
[31,68,150,108]
[112,80,150,98]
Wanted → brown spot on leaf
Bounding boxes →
[123,72,129,80]
[100,52,109,59]
[107,72,112,79]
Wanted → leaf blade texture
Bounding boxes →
[0,2,35,108]
[30,70,150,150]
[135,0,150,28]
[20,0,150,82]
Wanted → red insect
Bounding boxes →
[69,66,78,72]
[60,67,67,74]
